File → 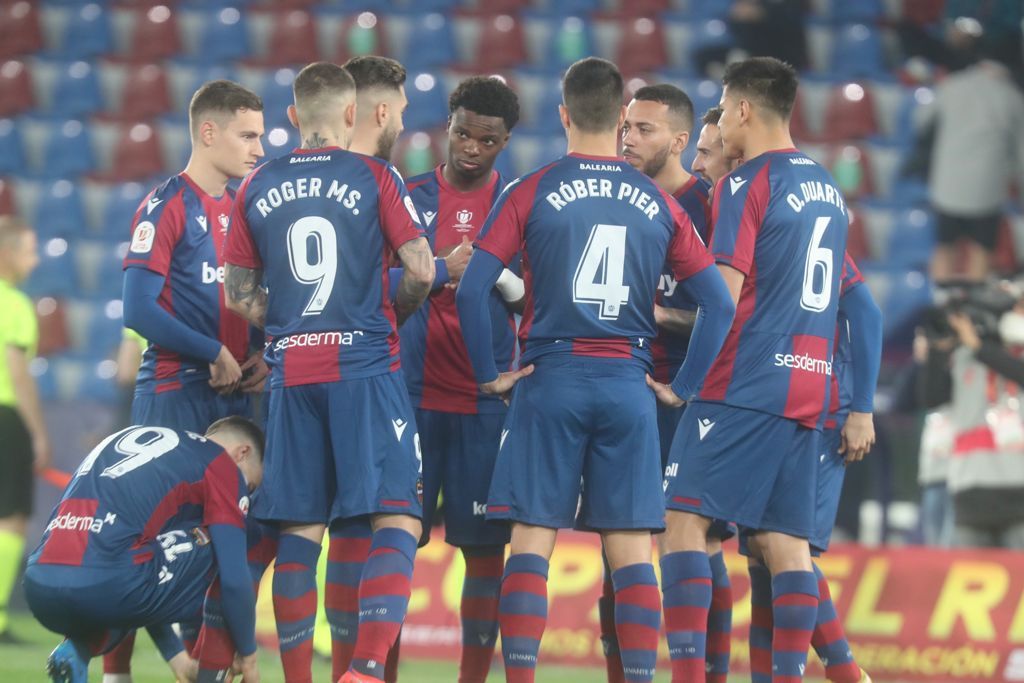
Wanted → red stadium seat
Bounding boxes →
[0,1,43,58]
[820,82,879,142]
[127,5,182,62]
[614,16,668,75]
[263,9,320,66]
[902,0,944,26]
[788,91,816,143]
[845,203,870,262]
[35,297,71,358]
[471,14,527,71]
[0,59,33,117]
[0,176,15,216]
[827,144,875,201]
[108,123,165,182]
[336,11,389,64]
[112,63,172,121]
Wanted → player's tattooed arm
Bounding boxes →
[303,131,329,149]
[654,305,697,335]
[224,263,268,329]
[394,237,435,325]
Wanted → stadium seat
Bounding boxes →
[194,6,251,64]
[0,176,14,216]
[107,123,165,182]
[889,84,934,144]
[820,82,879,141]
[42,119,96,179]
[400,12,457,70]
[23,236,77,298]
[101,181,146,239]
[533,14,595,70]
[403,72,449,131]
[0,59,34,117]
[846,203,870,262]
[261,9,320,66]
[534,0,601,15]
[684,0,734,19]
[77,358,121,404]
[0,1,43,58]
[47,59,104,119]
[470,14,527,71]
[35,297,71,358]
[53,2,113,59]
[608,0,672,15]
[392,129,445,179]
[613,16,668,75]
[820,0,884,23]
[29,357,58,400]
[830,24,887,79]
[34,179,88,238]
[335,11,388,63]
[73,239,126,298]
[125,5,182,63]
[827,143,874,200]
[688,18,734,60]
[112,63,172,121]
[465,0,531,13]
[258,67,298,129]
[902,0,944,26]
[0,119,26,175]
[887,207,935,269]
[67,298,123,357]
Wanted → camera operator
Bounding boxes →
[918,286,1024,548]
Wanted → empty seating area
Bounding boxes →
[0,0,980,402]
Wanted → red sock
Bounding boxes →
[327,522,373,681]
[196,580,236,678]
[102,631,135,674]
[459,548,504,683]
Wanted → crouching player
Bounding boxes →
[24,417,264,683]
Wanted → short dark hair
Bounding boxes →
[293,61,356,107]
[562,57,624,133]
[721,57,798,120]
[189,80,263,135]
[342,55,407,93]
[448,76,520,131]
[702,106,723,126]
[207,416,265,462]
[632,83,695,132]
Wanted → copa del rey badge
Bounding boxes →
[454,209,473,232]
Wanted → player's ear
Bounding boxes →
[673,130,689,155]
[376,101,389,129]
[286,105,299,130]
[616,104,627,130]
[198,119,216,147]
[345,100,357,129]
[738,99,752,126]
[558,104,570,132]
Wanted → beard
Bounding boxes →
[641,145,672,179]
[376,125,400,161]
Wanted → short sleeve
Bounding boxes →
[202,453,247,530]
[839,251,864,297]
[372,162,425,251]
[710,163,771,276]
[123,190,185,277]
[223,174,263,270]
[476,178,527,265]
[663,190,714,282]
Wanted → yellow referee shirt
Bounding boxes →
[0,279,37,407]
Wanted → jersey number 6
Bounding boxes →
[800,216,834,313]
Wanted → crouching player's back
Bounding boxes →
[25,416,264,683]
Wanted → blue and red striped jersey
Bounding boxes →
[224,147,425,388]
[651,175,712,382]
[475,153,713,368]
[401,166,515,414]
[29,426,249,568]
[825,252,865,427]
[698,149,849,428]
[123,173,250,393]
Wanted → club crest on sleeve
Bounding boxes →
[404,196,422,225]
[238,496,250,516]
[130,221,156,253]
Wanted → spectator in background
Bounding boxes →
[696,0,808,76]
[912,330,955,547]
[901,0,1022,78]
[926,46,1024,282]
[0,215,49,642]
[918,293,1024,548]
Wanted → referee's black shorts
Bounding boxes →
[0,405,33,517]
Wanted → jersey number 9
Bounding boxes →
[288,216,338,316]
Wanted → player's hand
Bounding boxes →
[479,364,534,402]
[645,374,684,408]
[236,653,260,683]
[239,351,269,393]
[839,411,875,464]
[443,235,474,287]
[31,432,52,474]
[167,651,198,682]
[209,345,243,395]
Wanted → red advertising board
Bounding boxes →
[257,530,1024,681]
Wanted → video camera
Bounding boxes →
[921,279,1023,342]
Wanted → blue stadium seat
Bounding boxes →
[259,67,298,129]
[30,357,58,401]
[77,358,121,404]
[524,79,566,134]
[41,119,96,178]
[682,0,734,20]
[101,181,147,239]
[888,207,935,269]
[864,266,931,341]
[533,14,595,71]
[73,239,127,298]
[47,60,104,119]
[830,24,887,79]
[822,0,885,24]
[23,237,77,298]
[34,179,88,238]
[195,7,251,63]
[889,85,934,144]
[79,299,124,357]
[537,0,601,15]
[403,72,449,131]
[0,118,26,175]
[53,3,113,59]
[400,12,457,70]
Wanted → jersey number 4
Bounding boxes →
[800,216,834,313]
[288,216,338,316]
[573,224,631,321]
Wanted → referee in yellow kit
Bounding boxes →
[0,215,48,642]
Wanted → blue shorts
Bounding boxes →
[131,382,252,433]
[255,372,423,525]
[812,424,846,553]
[664,402,819,539]
[657,402,686,470]
[486,356,664,531]
[417,408,510,548]
[24,527,214,646]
